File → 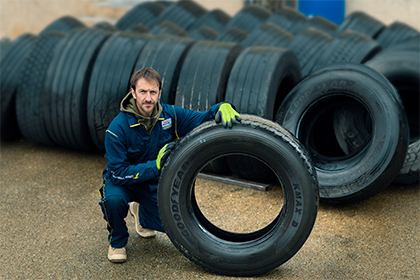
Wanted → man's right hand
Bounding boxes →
[156,142,176,170]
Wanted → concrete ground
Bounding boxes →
[0,139,418,279]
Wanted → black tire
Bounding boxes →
[287,27,332,77]
[334,11,385,39]
[15,31,65,147]
[115,2,166,30]
[216,27,248,43]
[0,37,11,60]
[376,21,420,49]
[364,50,419,184]
[266,7,307,35]
[240,22,293,48]
[154,0,207,31]
[224,46,301,120]
[158,114,319,277]
[0,33,37,141]
[92,21,119,32]
[383,36,419,52]
[134,35,195,105]
[311,29,381,73]
[87,32,151,151]
[149,20,188,36]
[303,15,337,37]
[40,16,85,35]
[275,63,409,204]
[224,46,301,182]
[175,41,243,111]
[188,9,231,33]
[126,23,149,34]
[44,28,112,151]
[187,26,219,41]
[223,4,271,33]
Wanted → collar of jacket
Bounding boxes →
[120,91,163,134]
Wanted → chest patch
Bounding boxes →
[162,118,172,130]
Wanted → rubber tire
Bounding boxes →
[0,33,37,141]
[175,41,243,111]
[275,63,409,204]
[149,21,188,37]
[115,2,166,30]
[240,22,293,48]
[134,35,196,106]
[154,0,207,31]
[334,11,385,39]
[216,27,248,43]
[311,29,381,73]
[158,114,319,277]
[44,28,111,151]
[376,21,420,49]
[287,27,332,78]
[224,46,301,120]
[303,16,337,37]
[266,7,308,35]
[187,26,219,41]
[40,16,85,35]
[224,46,301,182]
[188,9,231,33]
[15,31,65,147]
[223,4,272,34]
[364,50,419,184]
[87,32,151,151]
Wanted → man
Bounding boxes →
[99,67,241,263]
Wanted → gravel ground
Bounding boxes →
[0,139,419,279]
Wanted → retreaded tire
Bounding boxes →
[158,115,319,277]
[275,63,409,204]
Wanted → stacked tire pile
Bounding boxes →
[1,0,418,202]
[1,0,418,276]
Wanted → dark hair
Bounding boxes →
[130,67,162,91]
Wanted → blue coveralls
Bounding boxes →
[99,102,221,248]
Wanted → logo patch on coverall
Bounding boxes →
[162,118,172,130]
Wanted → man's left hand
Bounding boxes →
[215,103,241,128]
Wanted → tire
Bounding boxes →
[92,21,119,32]
[149,21,188,37]
[134,35,195,106]
[44,28,112,151]
[240,22,293,48]
[223,4,271,33]
[40,16,85,35]
[311,29,381,73]
[266,7,307,35]
[0,33,37,141]
[383,36,419,52]
[223,46,301,182]
[15,31,65,147]
[224,46,301,120]
[0,37,11,61]
[216,27,248,43]
[187,26,219,41]
[158,115,319,277]
[115,2,166,30]
[175,41,243,111]
[303,15,337,36]
[363,50,419,184]
[154,0,207,31]
[275,63,409,204]
[87,32,151,151]
[287,27,332,77]
[334,11,385,39]
[376,21,420,49]
[188,9,231,33]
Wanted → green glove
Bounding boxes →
[156,142,176,170]
[215,103,241,128]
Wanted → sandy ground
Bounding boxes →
[0,139,418,279]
